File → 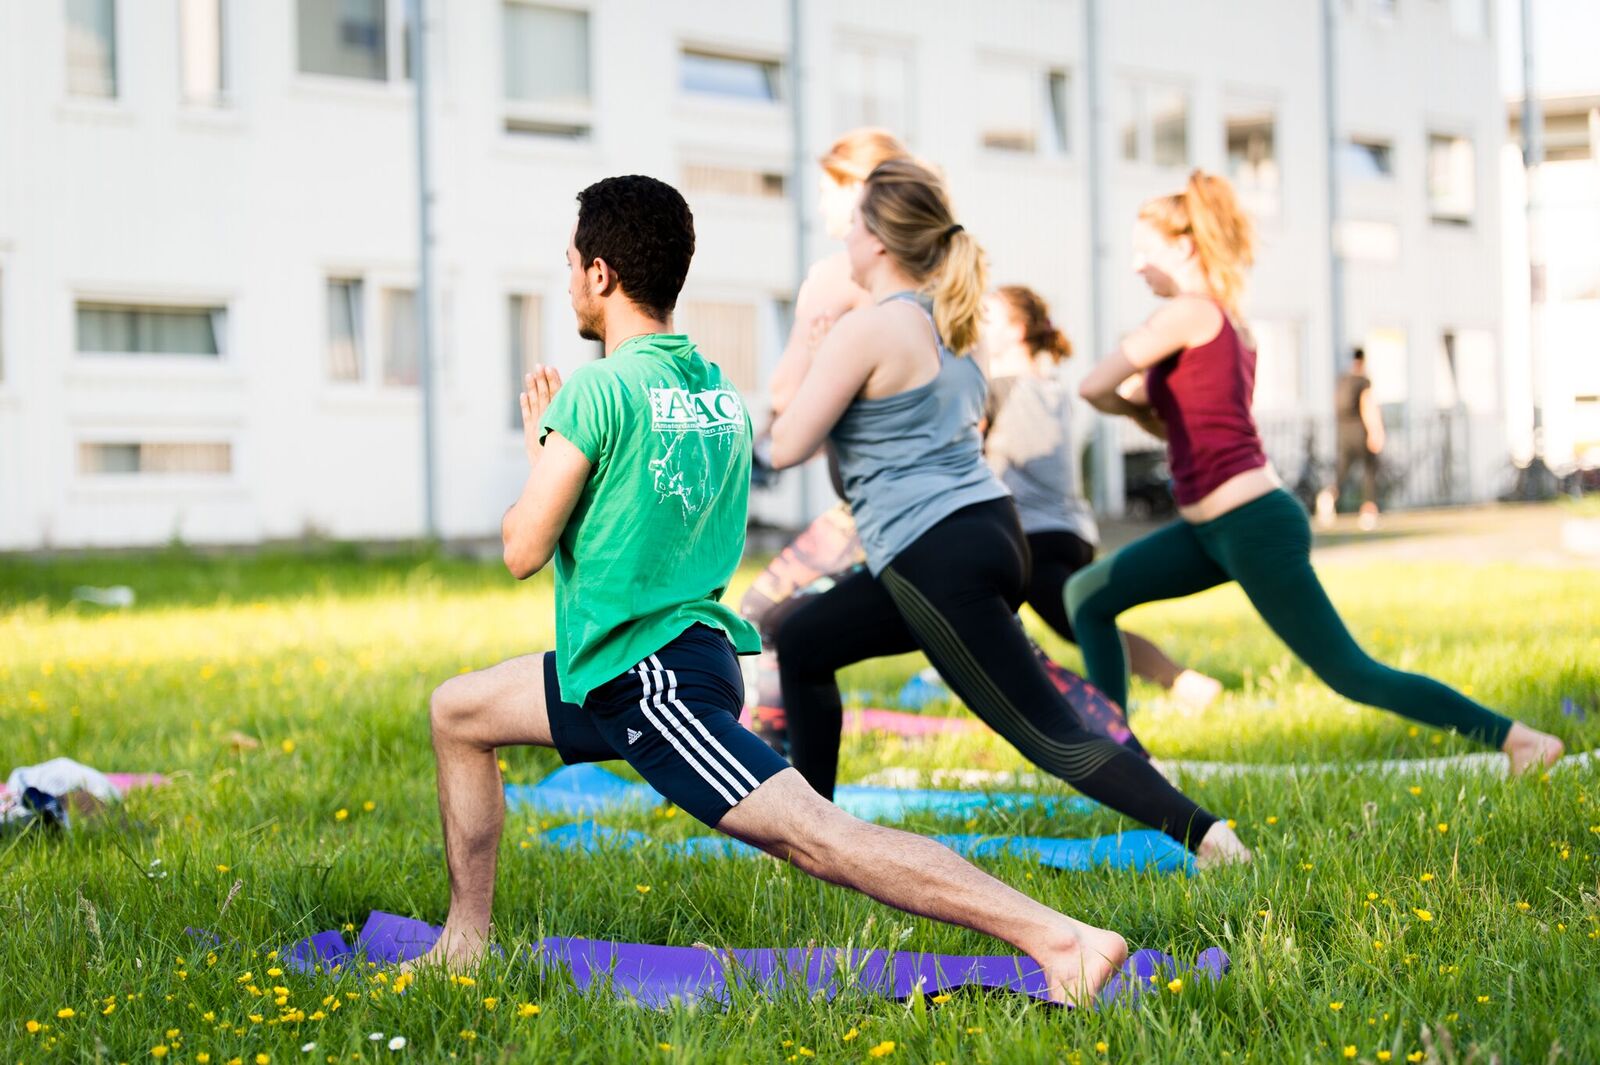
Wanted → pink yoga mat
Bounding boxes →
[738,707,977,737]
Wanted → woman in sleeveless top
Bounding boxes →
[769,159,1251,866]
[1069,170,1564,774]
[980,284,1223,710]
[738,129,909,748]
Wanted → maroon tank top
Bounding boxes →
[1143,307,1267,507]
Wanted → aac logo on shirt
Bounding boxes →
[649,387,743,435]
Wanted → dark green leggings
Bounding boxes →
[1065,489,1513,748]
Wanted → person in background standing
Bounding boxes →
[1317,347,1385,531]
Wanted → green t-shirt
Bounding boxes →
[538,333,761,704]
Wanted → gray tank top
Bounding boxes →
[984,374,1100,545]
[829,292,1009,574]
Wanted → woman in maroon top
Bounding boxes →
[1067,170,1564,774]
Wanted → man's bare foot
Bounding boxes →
[1170,669,1223,711]
[1031,922,1128,1006]
[1503,722,1565,776]
[398,923,490,975]
[1194,820,1252,870]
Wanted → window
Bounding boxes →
[1340,137,1394,181]
[327,278,364,381]
[66,0,117,99]
[677,301,758,394]
[681,50,781,102]
[682,163,786,199]
[1120,83,1189,167]
[76,302,226,357]
[297,0,386,80]
[79,441,232,476]
[382,288,418,386]
[1250,319,1303,413]
[1428,134,1475,225]
[1438,329,1496,412]
[977,61,1069,156]
[1449,0,1485,38]
[503,3,591,137]
[180,0,227,105]
[833,38,913,138]
[1371,0,1398,21]
[1363,327,1409,405]
[508,294,541,429]
[1226,102,1279,218]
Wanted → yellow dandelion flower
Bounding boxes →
[103,1003,116,1016]
[216,865,230,873]
[1420,873,1434,882]
[636,884,651,894]
[203,1011,215,1022]
[451,975,476,988]
[460,1030,477,1041]
[843,1027,859,1042]
[1329,1002,1344,1012]
[1378,1053,1392,1063]
[798,1050,815,1059]
[1226,819,1236,829]
[1412,909,1433,922]
[1266,816,1279,825]
[198,1056,212,1064]
[281,740,296,754]
[1343,1048,1357,1060]
[257,1056,270,1065]
[26,1020,42,1034]
[237,972,253,983]
[153,1047,170,1059]
[1373,940,1385,950]
[1437,822,1449,833]
[656,1042,671,1052]
[166,1029,180,1039]
[1367,892,1379,900]
[1096,1043,1109,1054]
[56,1008,75,1019]
[1477,995,1490,1003]
[334,809,349,822]
[931,993,950,1003]
[483,997,498,1011]
[867,1042,896,1058]
[1516,901,1531,912]
[1167,978,1183,994]
[498,758,509,772]
[1446,1012,1458,1022]
[1408,726,1420,737]
[1408,1053,1425,1063]
[965,1027,984,1034]
[517,1003,540,1018]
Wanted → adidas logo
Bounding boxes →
[627,728,642,745]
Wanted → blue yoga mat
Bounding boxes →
[536,820,1192,875]
[506,764,1096,822]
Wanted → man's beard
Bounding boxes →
[576,304,604,343]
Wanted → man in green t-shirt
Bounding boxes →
[415,175,1129,1005]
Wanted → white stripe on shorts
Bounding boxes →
[650,653,762,790]
[632,664,738,808]
[642,655,751,799]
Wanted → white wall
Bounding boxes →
[0,0,1512,549]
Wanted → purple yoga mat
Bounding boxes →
[283,911,1227,1009]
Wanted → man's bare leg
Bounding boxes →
[1125,631,1222,709]
[717,769,1128,1005]
[409,653,556,970]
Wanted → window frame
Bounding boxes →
[178,0,230,107]
[974,52,1072,161]
[501,0,595,141]
[1223,93,1281,220]
[64,0,120,102]
[830,33,917,143]
[1119,78,1192,170]
[72,295,231,363]
[678,46,784,106]
[293,0,413,89]
[1340,135,1397,182]
[1425,130,1477,228]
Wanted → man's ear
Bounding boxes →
[590,256,620,297]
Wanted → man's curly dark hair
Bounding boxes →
[574,176,695,320]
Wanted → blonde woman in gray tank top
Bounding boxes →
[768,159,1250,871]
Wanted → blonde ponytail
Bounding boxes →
[859,158,988,355]
[1139,169,1256,310]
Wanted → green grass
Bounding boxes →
[3,543,1600,1063]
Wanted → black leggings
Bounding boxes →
[1023,530,1097,643]
[775,498,1220,850]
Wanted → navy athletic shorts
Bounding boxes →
[543,624,790,828]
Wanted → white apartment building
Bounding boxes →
[0,0,1509,549]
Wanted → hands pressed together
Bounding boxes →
[519,366,565,466]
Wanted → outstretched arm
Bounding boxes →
[769,311,880,469]
[502,368,591,579]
